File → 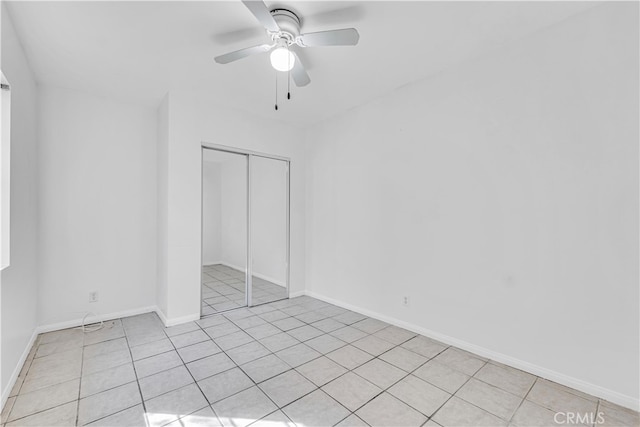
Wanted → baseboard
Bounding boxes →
[216,261,245,272]
[155,306,200,327]
[1,328,38,411]
[304,290,640,412]
[289,290,305,298]
[252,271,286,288]
[36,306,157,334]
[155,305,169,326]
[203,260,223,267]
[37,304,198,335]
[217,261,286,288]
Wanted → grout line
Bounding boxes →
[9,325,148,425]
[592,400,600,427]
[4,338,81,425]
[507,376,539,425]
[15,317,160,425]
[263,329,430,424]
[201,266,288,316]
[346,338,450,419]
[245,408,296,427]
[8,338,37,401]
[74,384,142,426]
[500,376,536,425]
[191,315,293,421]
[163,324,219,424]
[107,323,148,425]
[74,330,86,426]
[204,297,356,417]
[427,360,480,423]
[4,396,79,425]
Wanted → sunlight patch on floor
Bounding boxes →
[145,412,298,427]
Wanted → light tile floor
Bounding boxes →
[3,296,638,427]
[201,264,288,316]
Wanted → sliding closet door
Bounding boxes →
[248,156,289,305]
[201,148,249,316]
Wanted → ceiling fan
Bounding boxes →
[214,0,360,88]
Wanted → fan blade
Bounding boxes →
[214,44,272,64]
[298,28,359,47]
[291,52,310,87]
[241,0,280,32]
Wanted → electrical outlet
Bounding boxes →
[402,296,410,307]
[89,291,99,303]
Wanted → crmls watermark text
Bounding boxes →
[554,412,605,425]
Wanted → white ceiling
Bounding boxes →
[6,1,597,126]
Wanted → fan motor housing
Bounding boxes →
[270,9,301,40]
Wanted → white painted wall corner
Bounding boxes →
[1,329,38,412]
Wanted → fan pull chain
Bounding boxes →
[274,71,278,111]
[287,45,291,100]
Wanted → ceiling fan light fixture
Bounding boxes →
[270,47,295,72]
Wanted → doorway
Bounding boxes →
[201,144,290,317]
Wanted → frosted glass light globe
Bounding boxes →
[270,47,295,72]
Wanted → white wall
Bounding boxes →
[158,92,305,322]
[202,161,222,265]
[305,3,638,408]
[0,2,39,403]
[37,86,158,326]
[156,95,169,316]
[1,71,11,271]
